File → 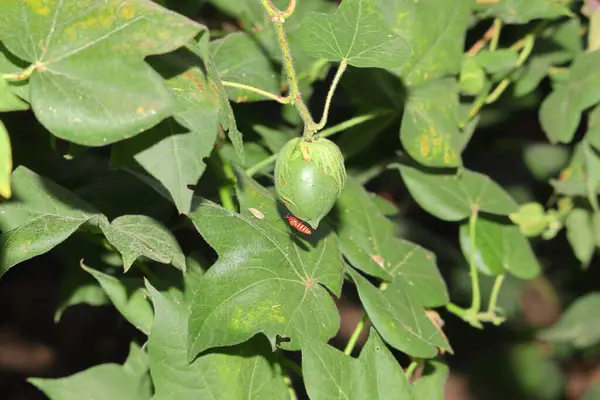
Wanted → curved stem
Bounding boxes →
[221,81,291,104]
[405,358,421,379]
[2,64,35,82]
[312,59,348,132]
[281,0,297,19]
[487,274,505,314]
[344,313,368,355]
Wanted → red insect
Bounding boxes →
[285,215,312,235]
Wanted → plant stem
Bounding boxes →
[2,64,36,81]
[221,81,291,103]
[344,313,368,355]
[489,19,502,51]
[467,22,498,56]
[487,274,505,314]
[405,358,421,379]
[468,208,481,314]
[279,355,303,377]
[245,112,387,177]
[313,60,348,131]
[212,149,237,212]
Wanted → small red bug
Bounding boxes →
[285,215,312,235]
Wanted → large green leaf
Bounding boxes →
[0,121,11,198]
[187,187,343,358]
[538,292,600,348]
[394,163,518,221]
[334,178,448,307]
[29,342,150,400]
[99,215,186,272]
[302,329,414,400]
[211,32,279,102]
[299,0,410,69]
[348,268,451,358]
[374,0,471,86]
[475,0,571,24]
[400,78,461,167]
[146,281,289,400]
[111,45,220,214]
[540,49,600,143]
[83,263,154,335]
[54,263,108,322]
[411,361,450,400]
[0,167,101,275]
[0,0,202,146]
[459,217,541,279]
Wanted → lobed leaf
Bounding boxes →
[300,0,411,69]
[348,268,451,358]
[334,177,448,307]
[99,215,186,272]
[146,281,289,400]
[301,329,414,400]
[475,0,571,24]
[374,0,471,86]
[0,0,202,146]
[187,183,343,358]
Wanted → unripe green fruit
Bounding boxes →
[274,137,346,229]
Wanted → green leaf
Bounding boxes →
[587,104,600,152]
[375,0,471,86]
[583,380,600,400]
[0,167,100,276]
[540,50,600,143]
[0,1,202,146]
[29,343,150,400]
[211,32,279,102]
[566,208,596,267]
[0,120,11,198]
[190,32,244,162]
[475,49,519,74]
[187,189,343,358]
[99,215,186,272]
[112,46,220,214]
[146,281,289,400]
[82,263,154,335]
[334,178,448,307]
[522,143,570,181]
[400,78,461,167]
[411,361,450,400]
[550,142,596,196]
[300,0,411,69]
[302,329,414,400]
[475,0,571,24]
[254,125,297,154]
[538,292,600,349]
[0,76,28,111]
[459,217,541,279]
[347,268,451,358]
[393,163,518,221]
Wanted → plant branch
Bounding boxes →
[489,18,502,51]
[221,81,291,104]
[467,22,498,56]
[211,149,237,212]
[312,59,348,132]
[487,274,505,315]
[405,358,422,379]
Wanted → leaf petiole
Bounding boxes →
[343,313,368,355]
[221,81,292,104]
[2,64,36,82]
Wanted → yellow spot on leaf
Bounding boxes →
[119,3,135,19]
[24,0,53,16]
[136,107,144,114]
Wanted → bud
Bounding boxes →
[274,137,346,229]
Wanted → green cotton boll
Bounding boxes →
[275,137,347,229]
